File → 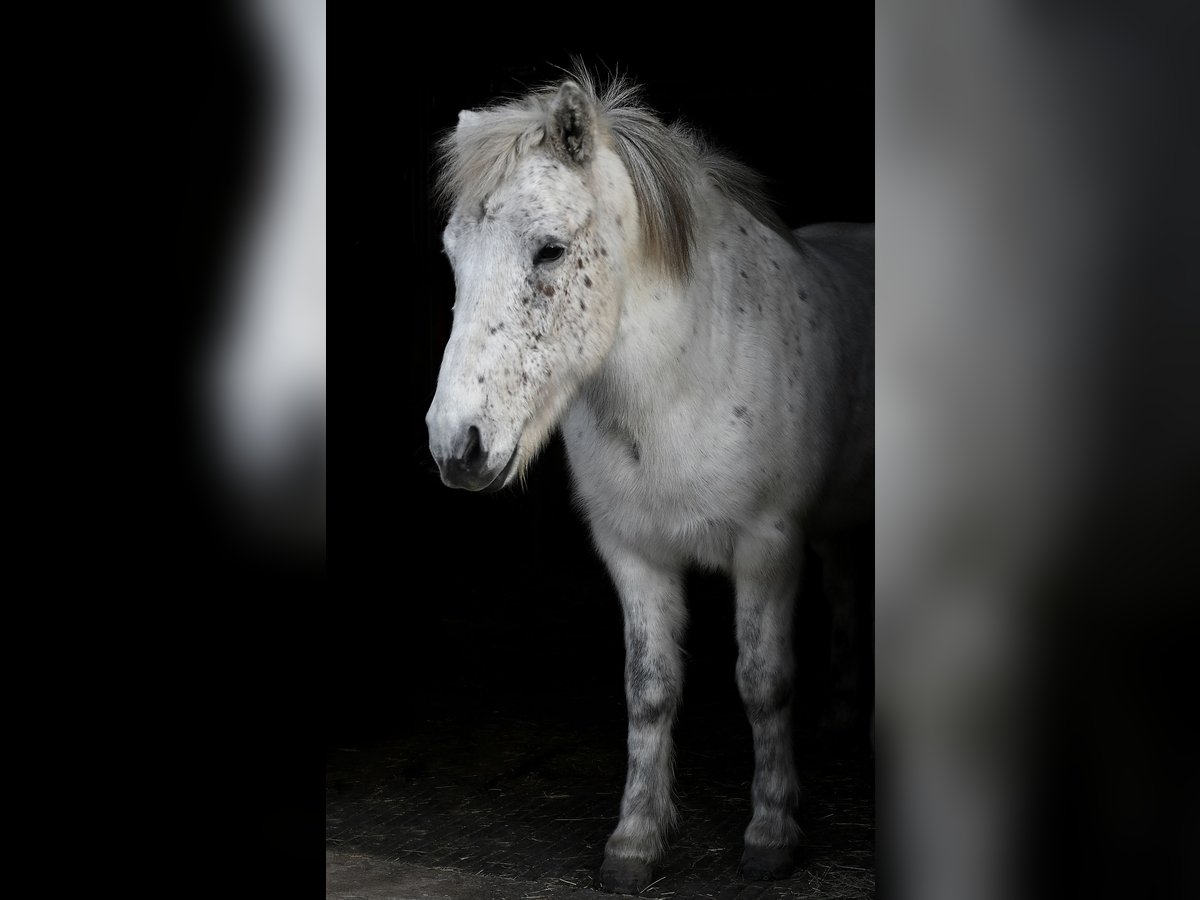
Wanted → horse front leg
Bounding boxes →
[595,536,687,895]
[733,518,804,880]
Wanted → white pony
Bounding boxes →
[427,69,872,894]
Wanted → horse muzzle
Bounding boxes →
[429,423,518,492]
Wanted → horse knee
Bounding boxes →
[625,648,682,725]
[628,693,677,726]
[737,663,794,723]
[626,670,681,726]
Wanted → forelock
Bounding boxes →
[434,64,793,281]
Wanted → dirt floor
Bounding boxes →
[326,703,873,899]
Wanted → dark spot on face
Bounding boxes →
[533,332,542,342]
[541,283,555,297]
[489,327,497,335]
[580,300,587,311]
[600,246,607,256]
[733,405,748,418]
[577,259,583,269]
[629,440,640,463]
[740,270,748,279]
[583,275,592,288]
[798,289,809,303]
[477,375,485,384]
[757,303,763,313]
[738,225,747,235]
[772,260,780,270]
[738,305,745,313]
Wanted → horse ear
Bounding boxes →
[547,81,594,164]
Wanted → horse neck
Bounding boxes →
[587,190,746,434]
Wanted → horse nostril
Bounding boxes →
[434,422,498,490]
[462,425,484,472]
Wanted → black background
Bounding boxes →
[175,8,872,892]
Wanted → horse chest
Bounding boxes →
[563,405,749,566]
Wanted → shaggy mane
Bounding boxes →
[434,65,794,280]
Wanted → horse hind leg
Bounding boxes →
[594,535,687,895]
[815,530,872,740]
[733,519,804,880]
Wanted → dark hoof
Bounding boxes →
[740,844,795,880]
[599,855,654,894]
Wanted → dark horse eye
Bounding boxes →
[535,244,565,264]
